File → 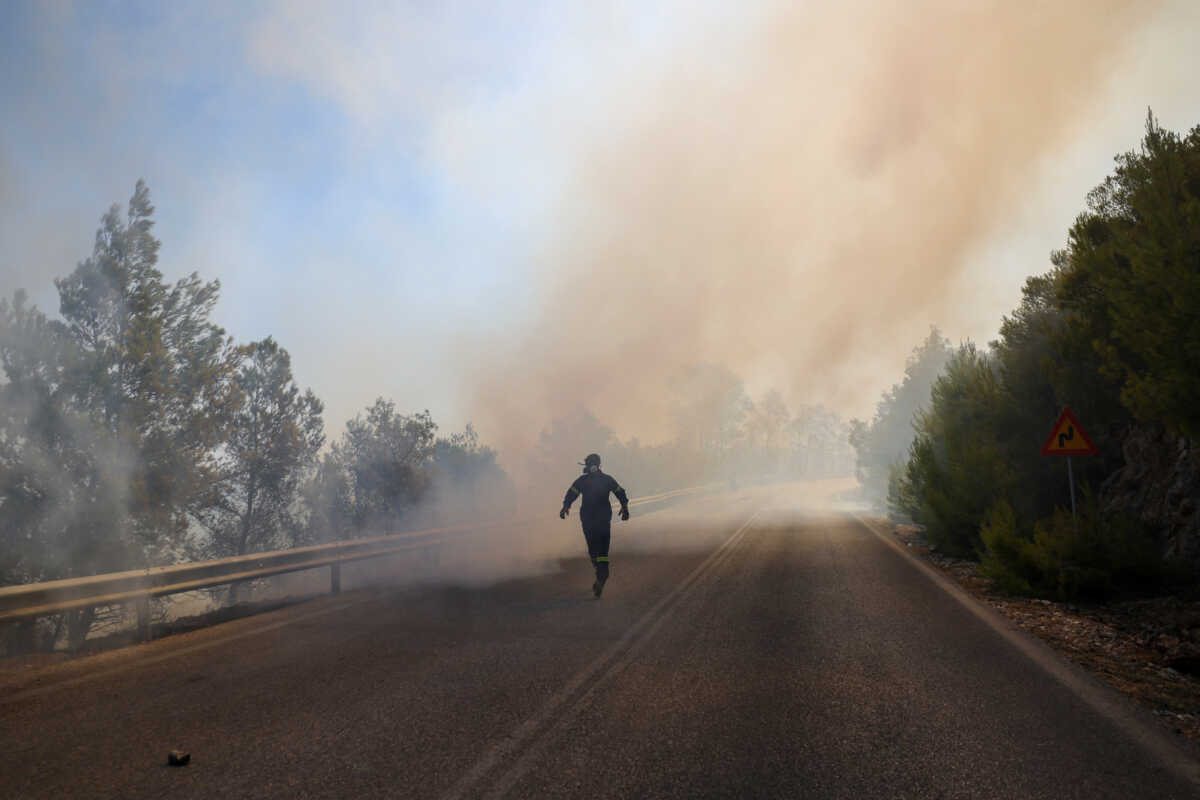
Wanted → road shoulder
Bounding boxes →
[857,514,1200,758]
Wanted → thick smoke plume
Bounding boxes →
[466,0,1152,473]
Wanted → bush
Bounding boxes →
[979,500,1034,595]
[894,344,1014,557]
[881,115,1200,599]
[979,491,1163,600]
[849,328,953,505]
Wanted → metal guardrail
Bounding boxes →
[0,486,708,639]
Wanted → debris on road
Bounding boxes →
[167,749,191,766]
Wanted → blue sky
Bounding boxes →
[1,1,555,434]
[3,1,1199,459]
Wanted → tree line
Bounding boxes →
[531,363,854,501]
[1,181,855,649]
[852,112,1200,600]
[0,182,511,646]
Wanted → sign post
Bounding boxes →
[1040,407,1098,529]
[1067,456,1076,520]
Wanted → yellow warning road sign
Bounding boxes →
[1040,407,1098,456]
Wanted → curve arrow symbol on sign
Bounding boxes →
[1041,408,1097,456]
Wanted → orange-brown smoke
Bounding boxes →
[463,0,1154,473]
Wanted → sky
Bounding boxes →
[2,0,1199,469]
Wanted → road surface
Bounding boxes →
[1,483,1196,798]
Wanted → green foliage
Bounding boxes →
[195,338,324,557]
[893,343,1012,556]
[890,115,1200,598]
[978,493,1163,601]
[309,399,439,537]
[341,400,437,529]
[991,276,1103,524]
[0,182,248,645]
[850,327,953,505]
[299,451,355,543]
[428,425,516,522]
[978,500,1034,595]
[52,180,241,562]
[2,183,241,583]
[0,291,129,587]
[0,180,525,646]
[433,425,501,487]
[894,249,1165,592]
[1056,112,1200,437]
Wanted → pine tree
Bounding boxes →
[197,338,324,561]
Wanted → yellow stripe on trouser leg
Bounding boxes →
[595,556,609,562]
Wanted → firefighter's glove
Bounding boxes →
[559,507,569,519]
[619,506,630,521]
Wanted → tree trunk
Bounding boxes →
[229,481,258,606]
[66,606,95,650]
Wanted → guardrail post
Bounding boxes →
[0,494,698,629]
[136,595,151,642]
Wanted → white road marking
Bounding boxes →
[853,512,1200,789]
[1,499,710,706]
[441,506,766,800]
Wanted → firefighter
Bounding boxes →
[559,453,630,597]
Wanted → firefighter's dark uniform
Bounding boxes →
[562,470,629,585]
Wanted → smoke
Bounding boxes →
[461,0,1154,471]
[1,0,1173,497]
[0,304,138,585]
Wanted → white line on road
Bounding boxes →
[853,512,1200,789]
[1,498,706,707]
[441,506,767,800]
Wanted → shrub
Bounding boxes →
[979,500,1034,595]
[897,344,1014,557]
[979,491,1163,600]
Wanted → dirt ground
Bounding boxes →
[885,521,1200,744]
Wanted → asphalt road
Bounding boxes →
[1,483,1197,799]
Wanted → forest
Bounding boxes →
[0,188,852,648]
[852,114,1200,601]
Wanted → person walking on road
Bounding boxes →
[560,453,630,598]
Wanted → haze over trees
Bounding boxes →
[532,376,854,501]
[874,113,1200,600]
[11,113,1195,644]
[0,185,509,648]
[0,181,851,649]
[848,327,953,504]
[193,337,325,560]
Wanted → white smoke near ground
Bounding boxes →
[457,0,1156,477]
[234,0,1175,501]
[2,1,1194,637]
[3,1,1181,474]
